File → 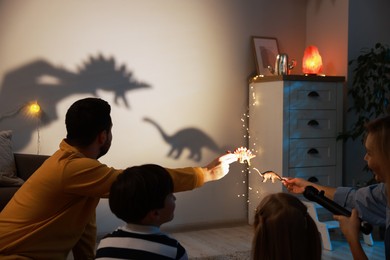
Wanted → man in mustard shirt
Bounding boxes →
[0,98,238,260]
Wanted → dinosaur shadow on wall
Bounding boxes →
[143,117,225,162]
[0,54,150,150]
[0,54,226,161]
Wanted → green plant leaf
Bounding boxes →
[339,42,390,143]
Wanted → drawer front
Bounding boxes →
[288,81,338,109]
[289,110,337,138]
[288,166,336,186]
[289,138,336,167]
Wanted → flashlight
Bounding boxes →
[303,185,372,235]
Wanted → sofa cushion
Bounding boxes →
[0,186,19,210]
[0,130,24,186]
[0,154,49,211]
[14,153,49,181]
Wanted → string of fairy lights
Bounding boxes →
[236,87,260,203]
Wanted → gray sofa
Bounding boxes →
[0,153,49,211]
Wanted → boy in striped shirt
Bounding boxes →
[96,164,187,259]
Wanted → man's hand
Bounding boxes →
[202,153,238,182]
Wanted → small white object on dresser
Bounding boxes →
[247,75,345,224]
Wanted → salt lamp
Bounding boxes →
[302,45,323,75]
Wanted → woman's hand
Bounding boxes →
[334,209,361,243]
[334,209,368,260]
[283,178,312,194]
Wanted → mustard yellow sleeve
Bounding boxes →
[165,167,204,192]
[71,213,96,260]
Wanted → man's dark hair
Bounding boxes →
[65,97,112,146]
[109,164,173,223]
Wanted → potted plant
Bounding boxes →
[338,42,390,142]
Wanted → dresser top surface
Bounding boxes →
[250,74,345,83]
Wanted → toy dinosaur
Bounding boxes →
[253,168,285,183]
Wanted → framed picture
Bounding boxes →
[252,36,279,76]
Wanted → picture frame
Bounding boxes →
[252,36,279,76]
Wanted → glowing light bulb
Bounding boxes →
[29,103,41,114]
[25,102,41,118]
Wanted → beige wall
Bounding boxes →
[306,0,349,77]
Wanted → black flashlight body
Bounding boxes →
[303,185,372,235]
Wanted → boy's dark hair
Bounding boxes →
[65,98,112,146]
[109,164,174,223]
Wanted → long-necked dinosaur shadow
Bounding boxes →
[0,54,150,150]
[143,117,222,162]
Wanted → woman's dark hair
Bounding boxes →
[252,193,322,260]
[109,164,173,223]
[65,97,112,146]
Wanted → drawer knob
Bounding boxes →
[307,148,319,154]
[307,119,319,126]
[308,91,320,97]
